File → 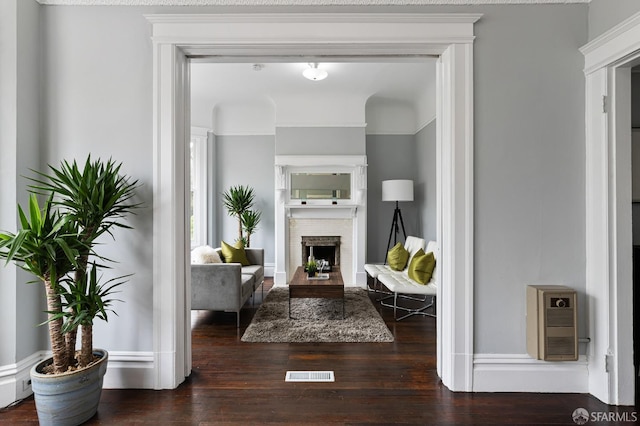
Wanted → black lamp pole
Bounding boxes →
[384,200,407,264]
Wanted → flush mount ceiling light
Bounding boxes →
[302,63,328,81]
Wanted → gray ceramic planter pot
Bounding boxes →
[30,349,108,426]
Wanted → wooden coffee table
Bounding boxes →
[289,265,344,319]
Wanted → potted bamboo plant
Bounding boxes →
[0,156,139,425]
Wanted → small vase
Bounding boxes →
[307,270,316,278]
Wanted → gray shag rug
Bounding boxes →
[241,287,394,343]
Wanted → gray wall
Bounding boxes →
[275,127,366,155]
[275,125,367,266]
[0,0,45,367]
[473,5,587,353]
[213,135,275,264]
[588,0,640,42]
[0,0,18,369]
[366,134,419,264]
[40,5,155,352]
[416,121,437,243]
[15,0,44,363]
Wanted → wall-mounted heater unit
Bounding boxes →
[526,285,578,361]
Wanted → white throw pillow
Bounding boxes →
[191,245,222,264]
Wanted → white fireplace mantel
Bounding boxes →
[274,155,367,286]
[285,204,358,218]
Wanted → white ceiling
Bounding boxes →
[190,60,438,134]
[191,60,436,105]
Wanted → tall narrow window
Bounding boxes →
[190,128,208,248]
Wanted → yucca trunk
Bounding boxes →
[67,228,94,367]
[76,226,96,369]
[79,323,93,368]
[64,326,77,367]
[66,255,90,366]
[44,276,70,374]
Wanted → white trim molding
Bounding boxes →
[37,0,589,5]
[152,40,191,389]
[146,13,480,57]
[274,155,367,168]
[102,351,156,389]
[415,114,437,134]
[0,352,45,408]
[276,123,367,128]
[0,350,156,407]
[190,126,210,249]
[581,11,640,406]
[147,12,479,393]
[581,12,640,75]
[473,354,588,393]
[435,42,475,391]
[264,262,275,278]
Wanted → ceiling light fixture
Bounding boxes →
[302,63,328,81]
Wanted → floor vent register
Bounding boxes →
[285,371,335,382]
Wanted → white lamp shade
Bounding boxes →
[382,179,414,202]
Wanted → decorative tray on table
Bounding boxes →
[308,273,330,280]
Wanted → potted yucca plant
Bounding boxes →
[222,185,261,247]
[0,156,139,425]
[240,209,262,248]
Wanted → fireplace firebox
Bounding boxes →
[301,236,340,267]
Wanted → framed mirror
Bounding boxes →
[290,173,351,200]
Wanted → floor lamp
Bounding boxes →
[382,179,414,263]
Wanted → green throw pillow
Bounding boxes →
[408,249,436,285]
[221,240,250,266]
[387,242,409,271]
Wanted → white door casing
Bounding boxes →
[580,11,640,406]
[147,13,479,392]
[151,42,191,388]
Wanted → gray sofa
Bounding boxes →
[191,247,264,327]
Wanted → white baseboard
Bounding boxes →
[274,271,287,286]
[102,351,155,389]
[355,271,367,286]
[264,263,275,278]
[473,354,589,393]
[0,351,45,408]
[1,350,155,407]
[0,367,18,409]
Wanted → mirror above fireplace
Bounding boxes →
[290,173,351,200]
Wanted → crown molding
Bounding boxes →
[580,10,640,74]
[36,0,590,6]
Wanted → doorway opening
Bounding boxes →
[582,16,640,404]
[187,55,439,361]
[149,13,477,392]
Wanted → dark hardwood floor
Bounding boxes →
[1,279,637,425]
